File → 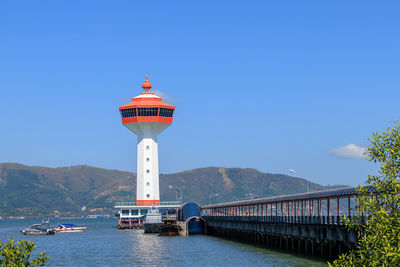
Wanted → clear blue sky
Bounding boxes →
[1,1,399,186]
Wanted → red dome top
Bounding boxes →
[119,78,175,125]
[142,76,152,92]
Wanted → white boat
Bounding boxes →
[143,207,163,233]
[55,223,87,233]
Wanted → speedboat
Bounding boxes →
[20,222,55,235]
[55,223,87,233]
[143,207,162,234]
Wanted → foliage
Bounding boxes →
[0,238,48,266]
[330,120,400,267]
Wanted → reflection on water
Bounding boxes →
[0,219,327,266]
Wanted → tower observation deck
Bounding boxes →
[119,76,175,206]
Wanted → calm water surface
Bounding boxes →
[0,219,326,266]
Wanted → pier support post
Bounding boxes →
[311,240,314,256]
[320,242,324,258]
[305,240,307,254]
[298,239,301,254]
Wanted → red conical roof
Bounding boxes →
[142,75,152,91]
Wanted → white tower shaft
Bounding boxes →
[137,135,160,203]
[123,121,171,205]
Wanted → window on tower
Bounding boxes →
[159,108,174,117]
[122,107,173,118]
[120,108,137,118]
[146,170,150,174]
[146,194,150,198]
[146,158,150,162]
[146,146,150,150]
[146,182,150,186]
[137,107,159,116]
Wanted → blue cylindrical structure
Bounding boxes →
[178,202,203,235]
[181,202,201,221]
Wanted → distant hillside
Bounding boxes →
[0,163,348,217]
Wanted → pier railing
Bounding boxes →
[115,201,182,207]
[204,215,366,225]
[201,186,374,224]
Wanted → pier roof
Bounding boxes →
[202,186,376,208]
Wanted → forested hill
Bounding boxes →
[0,163,347,217]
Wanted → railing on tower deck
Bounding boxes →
[201,186,375,225]
[115,201,182,207]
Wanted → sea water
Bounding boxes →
[0,218,327,266]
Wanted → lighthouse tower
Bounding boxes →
[119,76,175,206]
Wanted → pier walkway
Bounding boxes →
[201,187,371,260]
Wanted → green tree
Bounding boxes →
[0,238,48,266]
[330,120,400,267]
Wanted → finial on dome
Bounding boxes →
[142,75,152,93]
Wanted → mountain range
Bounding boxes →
[0,163,347,217]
